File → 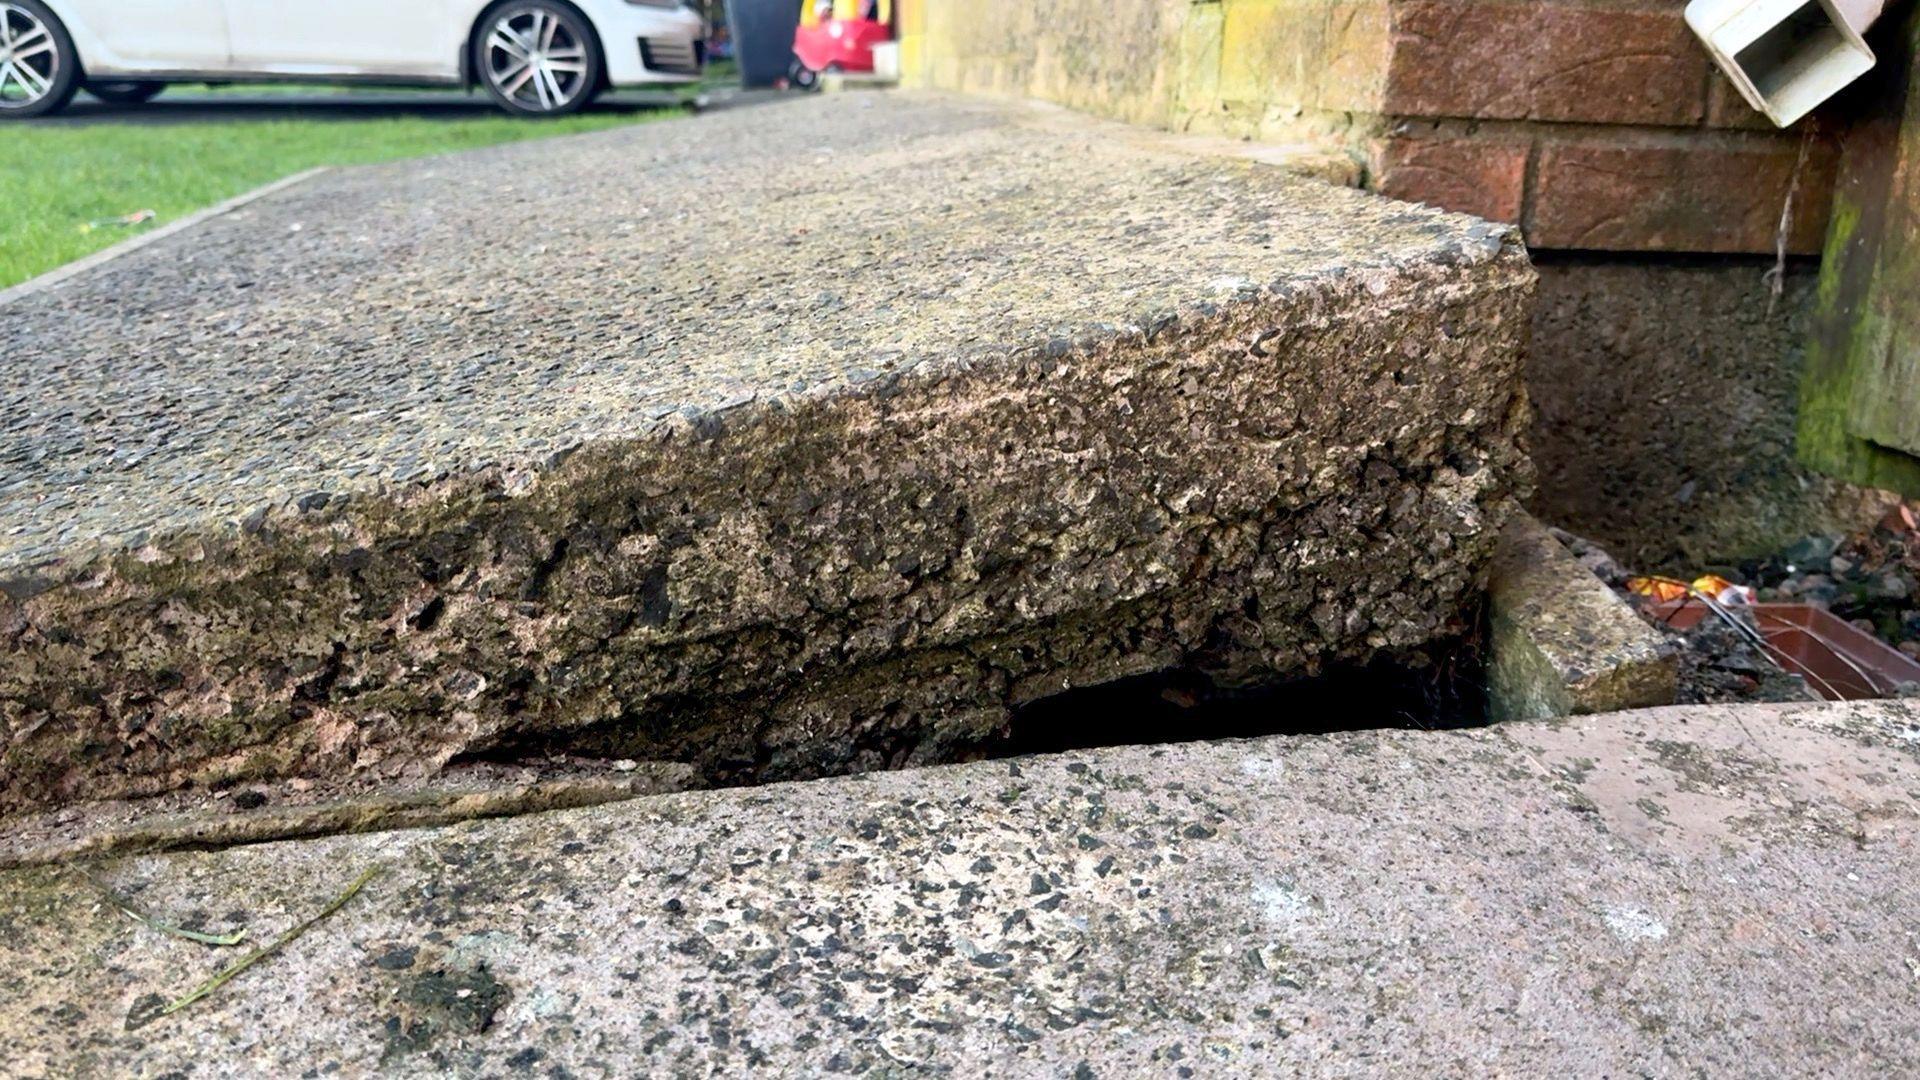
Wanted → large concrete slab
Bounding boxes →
[4,699,1917,1075]
[0,93,1531,812]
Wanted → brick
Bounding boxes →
[1386,1,1707,126]
[1377,131,1529,222]
[1386,1,1531,118]
[1530,6,1708,125]
[1527,134,1837,253]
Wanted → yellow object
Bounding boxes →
[1625,574,1745,604]
[803,0,888,25]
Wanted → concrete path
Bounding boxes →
[0,91,1530,812]
[4,699,1916,1075]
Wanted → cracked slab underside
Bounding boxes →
[3,700,1917,1075]
[0,92,1531,812]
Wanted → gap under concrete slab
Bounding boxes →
[0,629,1492,868]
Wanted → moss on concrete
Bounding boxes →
[1487,514,1676,721]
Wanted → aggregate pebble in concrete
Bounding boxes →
[0,92,1531,811]
[3,699,1917,1075]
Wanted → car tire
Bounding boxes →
[87,80,163,105]
[788,60,819,92]
[474,0,602,118]
[0,0,80,119]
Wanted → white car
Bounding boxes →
[0,0,705,119]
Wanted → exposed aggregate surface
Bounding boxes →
[3,94,1505,570]
[0,92,1531,811]
[3,699,1916,1075]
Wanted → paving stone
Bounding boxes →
[0,92,1531,812]
[1487,513,1677,720]
[3,699,1916,1074]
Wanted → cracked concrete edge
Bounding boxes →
[0,236,1533,813]
[1488,512,1678,721]
[0,761,701,870]
[0,167,331,310]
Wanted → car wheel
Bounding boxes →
[788,60,819,92]
[0,0,79,119]
[475,0,601,118]
[87,80,163,105]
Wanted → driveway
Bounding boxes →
[35,88,703,126]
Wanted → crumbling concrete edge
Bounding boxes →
[0,167,332,310]
[0,763,698,870]
[0,229,1533,813]
[1488,512,1677,721]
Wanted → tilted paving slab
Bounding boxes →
[3,699,1917,1075]
[0,92,1531,812]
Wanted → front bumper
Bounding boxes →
[596,3,705,86]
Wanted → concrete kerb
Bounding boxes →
[1487,512,1678,720]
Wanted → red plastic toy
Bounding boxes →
[790,1,891,88]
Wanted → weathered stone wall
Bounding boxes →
[902,0,1192,129]
[899,0,1388,151]
[1528,256,1891,567]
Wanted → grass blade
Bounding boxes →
[161,865,381,1017]
[74,868,249,947]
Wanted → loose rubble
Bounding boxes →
[1552,503,1920,704]
[1748,506,1920,656]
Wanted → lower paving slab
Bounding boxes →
[4,699,1917,1075]
[0,92,1531,813]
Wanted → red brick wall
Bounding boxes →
[1372,0,1839,254]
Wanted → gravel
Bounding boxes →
[1553,507,1920,703]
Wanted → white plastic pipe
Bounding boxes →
[1685,0,1890,126]
[1832,0,1888,31]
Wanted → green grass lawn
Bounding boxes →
[0,106,686,288]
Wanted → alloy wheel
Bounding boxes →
[483,7,589,113]
[0,3,58,110]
